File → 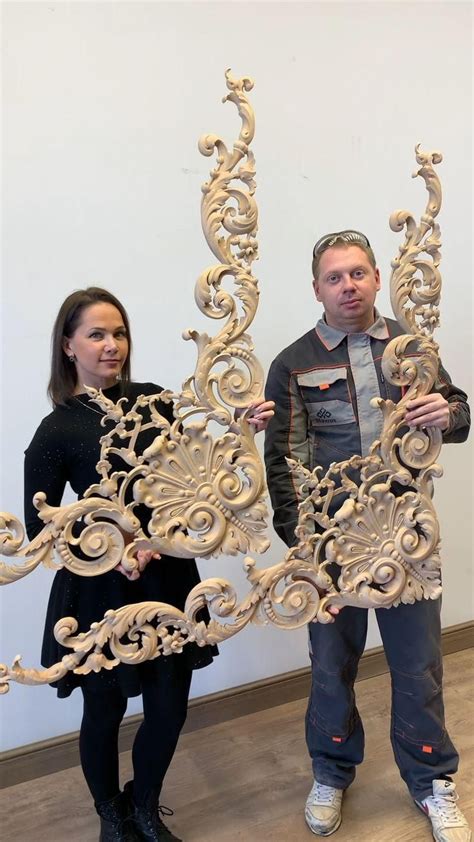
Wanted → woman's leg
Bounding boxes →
[80,684,128,804]
[132,657,192,805]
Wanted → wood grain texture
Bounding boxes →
[0,649,472,841]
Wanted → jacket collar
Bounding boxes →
[315,309,389,350]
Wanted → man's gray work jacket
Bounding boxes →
[264,313,470,548]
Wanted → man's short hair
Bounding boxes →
[312,230,376,279]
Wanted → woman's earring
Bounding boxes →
[68,354,75,363]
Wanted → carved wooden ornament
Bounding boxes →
[0,73,445,692]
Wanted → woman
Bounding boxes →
[24,287,274,842]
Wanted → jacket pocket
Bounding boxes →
[297,368,355,427]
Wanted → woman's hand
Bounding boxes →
[245,398,275,433]
[114,548,161,581]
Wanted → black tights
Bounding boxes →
[79,658,192,806]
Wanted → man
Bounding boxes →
[264,230,471,841]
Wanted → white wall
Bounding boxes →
[1,1,472,752]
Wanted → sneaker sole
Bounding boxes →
[304,811,342,837]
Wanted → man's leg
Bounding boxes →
[306,605,368,789]
[377,599,470,841]
[304,606,368,835]
[376,598,458,801]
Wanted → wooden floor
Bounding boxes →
[2,649,473,842]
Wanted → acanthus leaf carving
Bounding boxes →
[0,77,451,693]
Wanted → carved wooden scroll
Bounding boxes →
[0,70,267,587]
[0,72,445,692]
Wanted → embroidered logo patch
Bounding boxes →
[316,407,333,421]
[308,400,356,427]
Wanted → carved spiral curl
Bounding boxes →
[0,514,25,554]
[381,334,439,397]
[261,572,321,629]
[336,554,407,608]
[213,351,264,410]
[185,500,227,540]
[194,265,238,321]
[395,506,439,565]
[213,468,255,512]
[56,520,135,577]
[0,513,50,585]
[0,663,10,694]
[399,428,442,469]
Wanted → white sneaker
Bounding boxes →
[415,779,472,842]
[304,779,343,836]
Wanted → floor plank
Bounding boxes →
[1,649,473,841]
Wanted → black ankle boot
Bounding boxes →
[124,782,183,842]
[96,792,140,842]
[132,805,183,842]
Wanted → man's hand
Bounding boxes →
[245,399,275,433]
[405,393,450,431]
[115,548,161,581]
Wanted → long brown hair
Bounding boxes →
[48,287,132,406]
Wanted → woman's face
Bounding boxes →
[62,302,129,392]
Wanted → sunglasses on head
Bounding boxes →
[312,230,371,258]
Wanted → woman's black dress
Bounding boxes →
[24,382,216,698]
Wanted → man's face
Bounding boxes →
[313,245,381,333]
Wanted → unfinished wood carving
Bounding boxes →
[0,70,267,587]
[0,73,445,692]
